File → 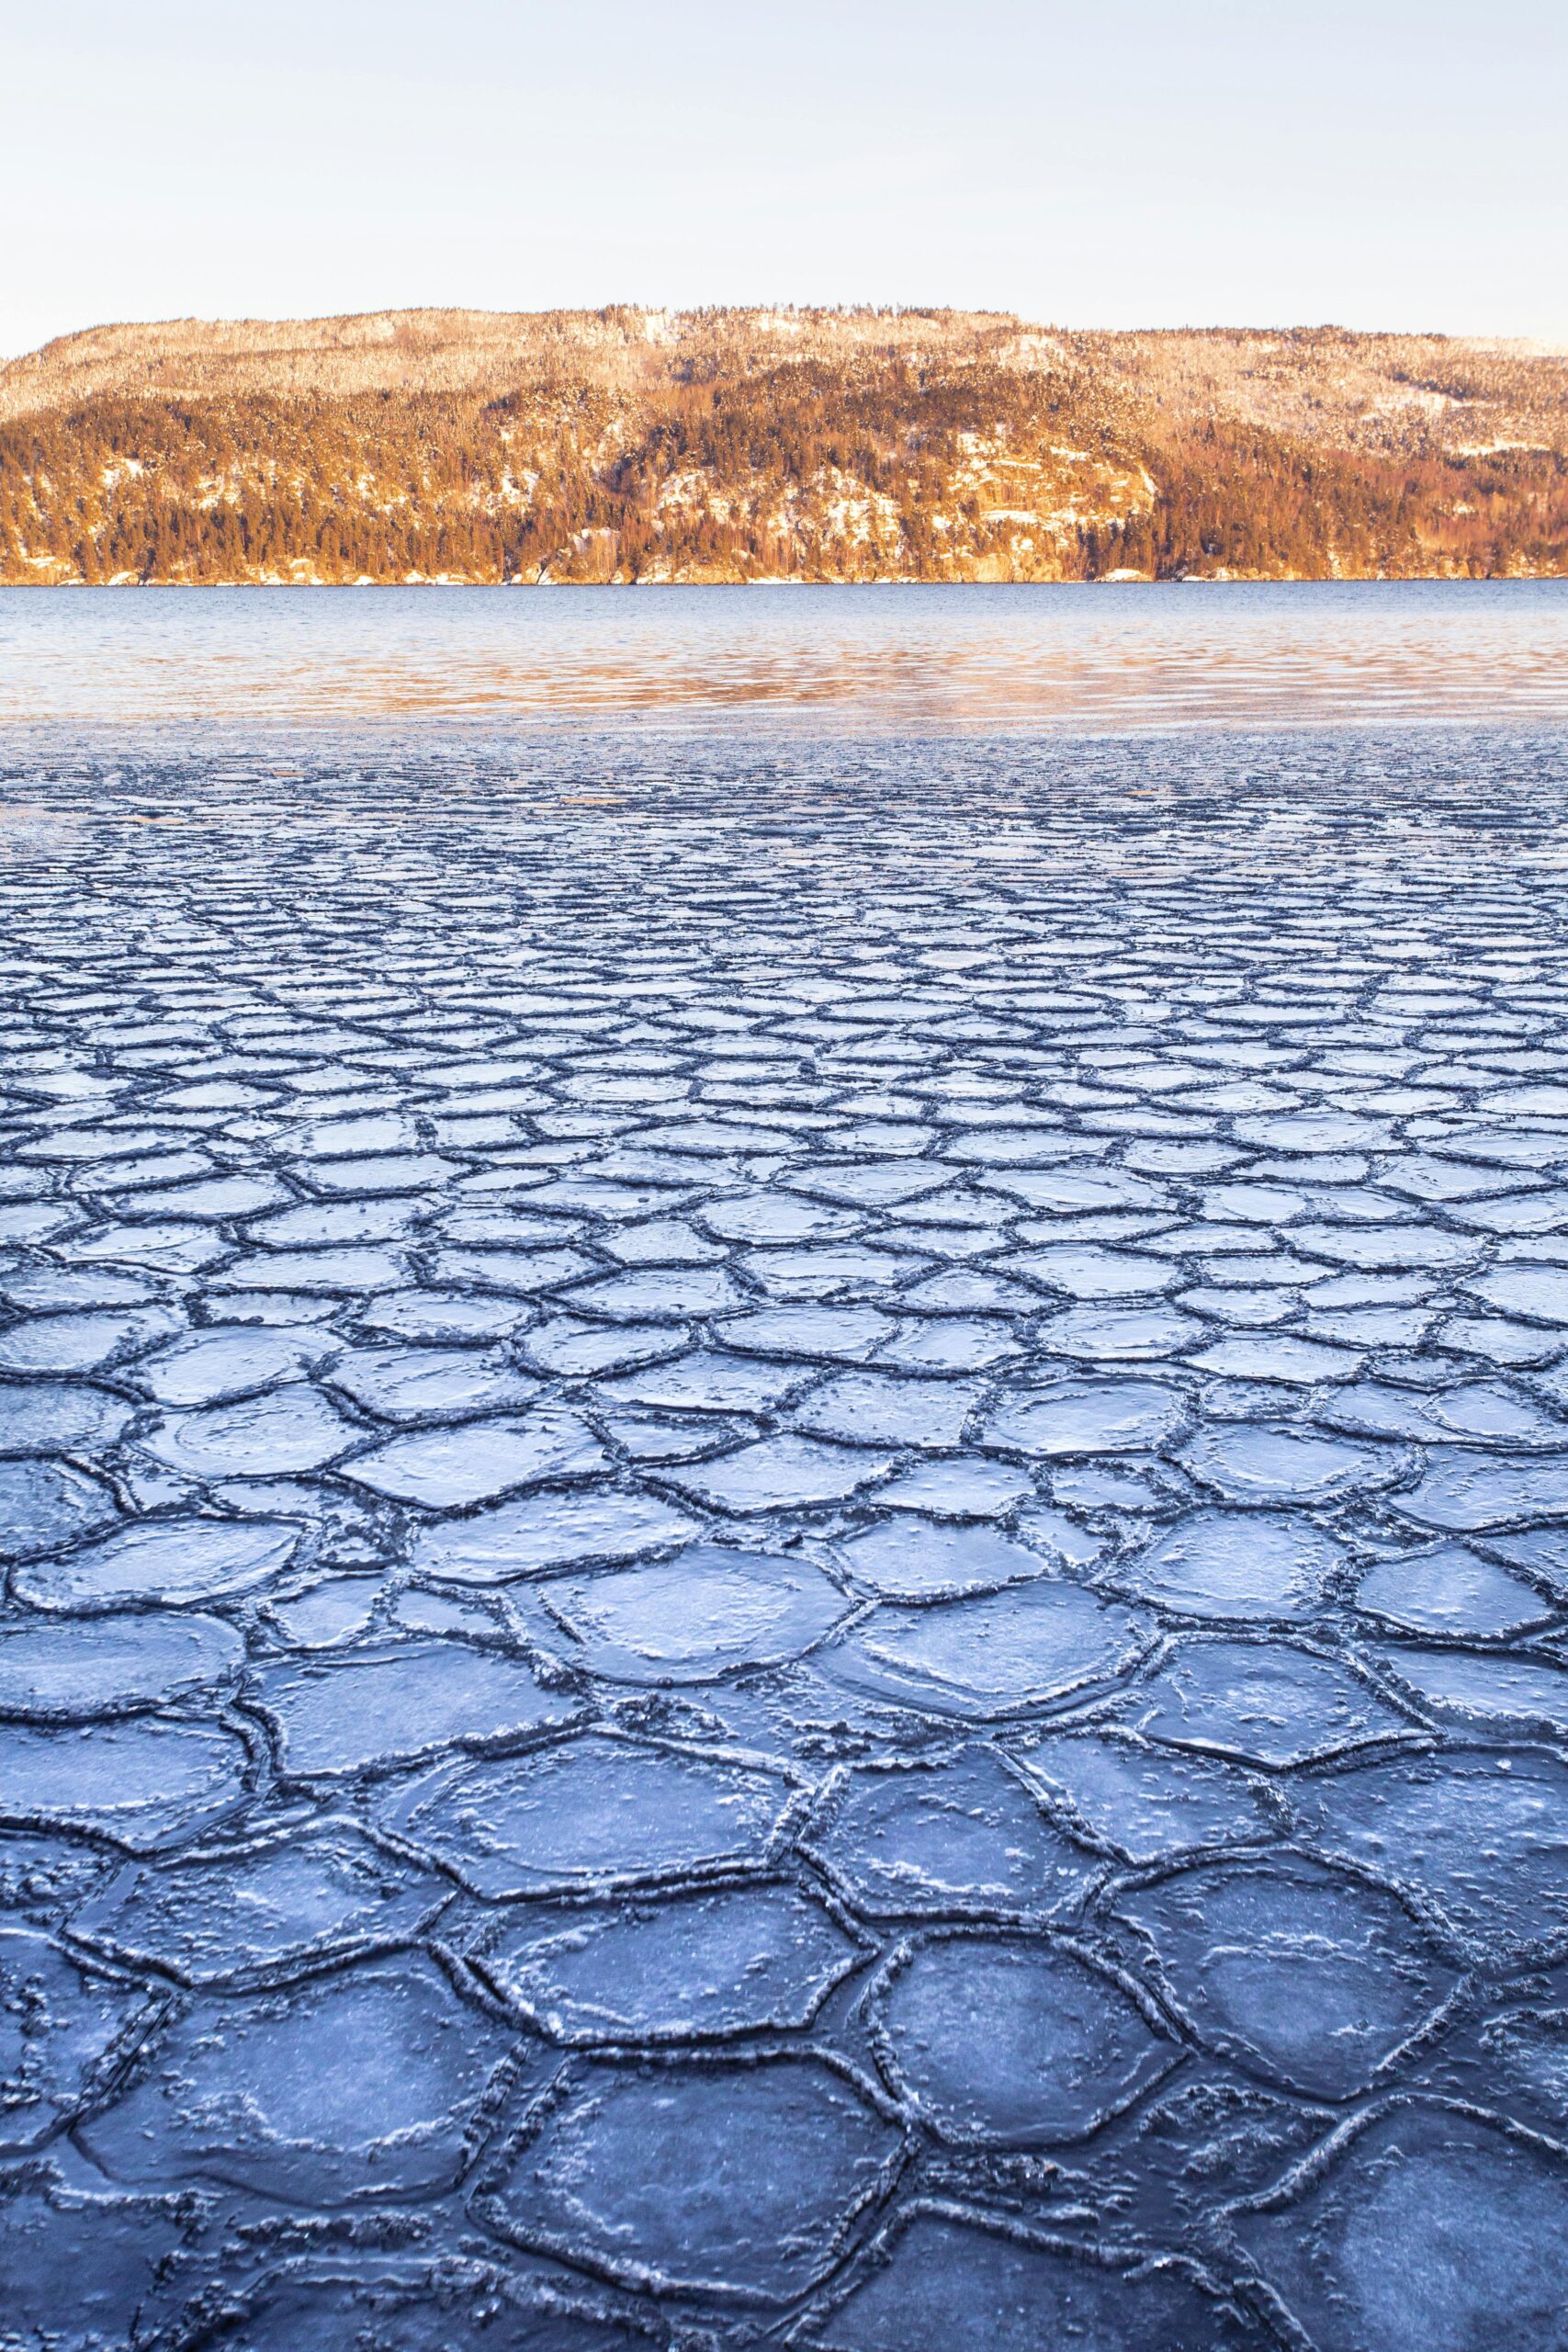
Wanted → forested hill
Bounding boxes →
[3,308,1566,584]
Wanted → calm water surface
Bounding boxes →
[2,580,1566,732]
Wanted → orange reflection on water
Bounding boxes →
[2,582,1566,732]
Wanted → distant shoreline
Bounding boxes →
[4,574,1559,590]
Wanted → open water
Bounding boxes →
[3,584,1568,2349]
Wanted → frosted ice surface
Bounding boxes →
[716,1306,898,1359]
[1292,1750,1568,1961]
[178,2274,636,2350]
[796,1161,953,1205]
[0,1926,155,2154]
[1445,1981,1568,2135]
[71,1822,451,1985]
[834,1518,1049,1600]
[1010,1242,1179,1297]
[1130,1638,1412,1765]
[410,1487,698,1581]
[250,1640,577,1777]
[1324,1376,1568,1448]
[311,1150,461,1191]
[537,1544,847,1679]
[12,1514,299,1610]
[141,1385,359,1476]
[1112,1855,1460,2098]
[598,1410,734,1460]
[0,2180,190,2348]
[122,1173,284,1219]
[427,1243,595,1295]
[1,1272,151,1316]
[1466,1263,1568,1322]
[1377,1645,1568,1731]
[11,734,1568,2339]
[601,1216,733,1263]
[1395,1449,1568,1530]
[1034,1304,1202,1359]
[478,1881,862,2039]
[0,1377,135,1453]
[78,1952,513,2199]
[341,1408,608,1504]
[1487,1525,1568,1593]
[802,1747,1100,1916]
[217,1243,408,1293]
[905,1268,1039,1311]
[700,1192,861,1242]
[1234,2106,1568,2352]
[248,1200,415,1246]
[375,1733,794,1894]
[476,2055,900,2299]
[792,1371,983,1447]
[877,1315,1021,1370]
[359,1285,533,1340]
[1293,1221,1476,1272]
[522,1316,688,1374]
[135,1324,333,1406]
[593,1346,807,1411]
[874,1455,1036,1516]
[1356,1543,1557,1636]
[1190,1335,1363,1383]
[558,1264,749,1317]
[1178,1422,1398,1502]
[946,1129,1082,1168]
[324,1342,541,1420]
[1118,1509,1346,1621]
[0,1457,119,1558]
[1021,1730,1277,1862]
[0,1611,243,1718]
[0,1306,184,1374]
[660,1433,896,1510]
[0,1716,248,1847]
[808,2211,1259,2350]
[984,1378,1187,1455]
[873,1933,1176,2143]
[1052,1455,1177,1508]
[822,1580,1146,1718]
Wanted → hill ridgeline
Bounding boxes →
[3,307,1565,584]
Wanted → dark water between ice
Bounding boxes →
[3,587,1568,2349]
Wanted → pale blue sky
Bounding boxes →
[4,0,1564,357]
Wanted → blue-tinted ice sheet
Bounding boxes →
[2,724,1568,2347]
